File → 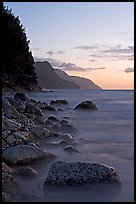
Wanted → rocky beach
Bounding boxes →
[2,91,121,202]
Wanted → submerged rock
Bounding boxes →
[2,145,48,164]
[44,161,121,185]
[74,101,97,110]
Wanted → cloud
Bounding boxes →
[46,51,54,57]
[89,54,104,58]
[90,59,97,62]
[57,51,64,54]
[125,67,134,73]
[59,62,106,71]
[74,45,98,50]
[34,57,106,72]
[102,45,134,54]
[89,45,134,61]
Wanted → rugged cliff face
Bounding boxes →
[54,69,102,90]
[34,61,80,89]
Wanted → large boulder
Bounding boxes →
[74,101,97,110]
[44,161,121,185]
[2,145,54,164]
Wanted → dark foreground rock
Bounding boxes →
[44,161,121,185]
[74,101,97,110]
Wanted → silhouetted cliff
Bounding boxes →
[34,61,80,89]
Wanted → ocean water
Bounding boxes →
[5,90,134,202]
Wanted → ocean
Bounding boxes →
[4,90,134,202]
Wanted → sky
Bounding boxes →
[4,2,134,89]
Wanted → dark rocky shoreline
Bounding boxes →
[2,91,121,202]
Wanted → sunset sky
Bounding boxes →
[4,2,134,89]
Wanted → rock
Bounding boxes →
[47,116,60,124]
[2,98,21,119]
[2,130,11,139]
[15,167,37,177]
[2,162,14,174]
[2,117,22,132]
[29,126,51,138]
[50,99,68,105]
[6,97,26,113]
[52,120,77,134]
[25,102,43,116]
[44,161,121,185]
[2,145,48,164]
[40,105,56,111]
[74,101,97,110]
[6,135,16,145]
[13,132,28,140]
[14,92,29,101]
[62,133,75,143]
[64,146,79,152]
[59,120,78,133]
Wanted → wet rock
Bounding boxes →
[36,102,48,110]
[25,102,43,116]
[2,130,11,139]
[7,97,26,113]
[44,161,121,185]
[51,120,77,134]
[29,126,51,138]
[15,166,37,177]
[62,133,75,143]
[2,162,14,174]
[59,120,78,133]
[2,98,20,119]
[58,108,63,111]
[40,105,56,111]
[6,135,16,145]
[2,117,22,132]
[2,145,48,164]
[47,116,60,125]
[50,99,68,105]
[64,146,79,152]
[13,132,28,140]
[74,101,97,110]
[14,92,29,101]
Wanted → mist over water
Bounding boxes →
[7,90,134,202]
